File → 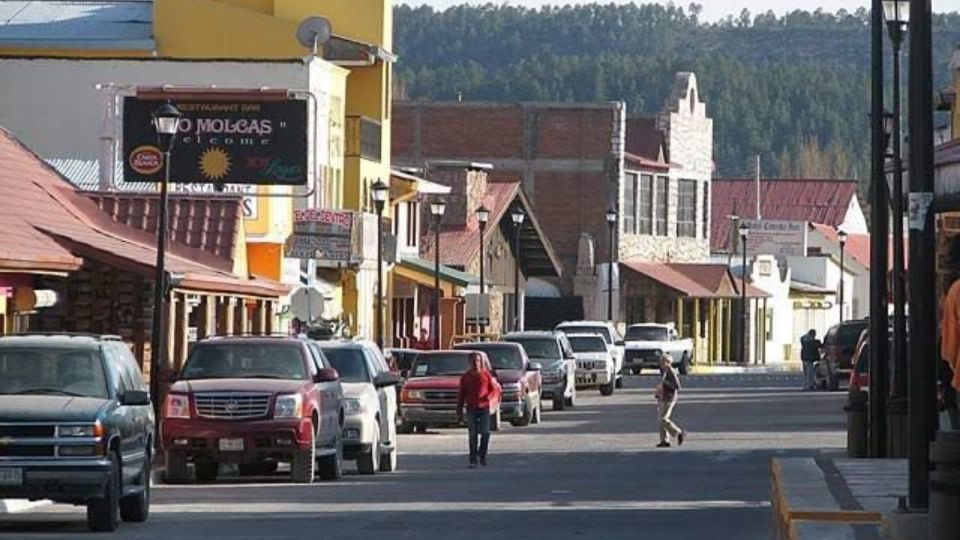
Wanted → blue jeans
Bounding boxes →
[466,408,491,463]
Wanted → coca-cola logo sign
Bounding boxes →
[128,145,164,175]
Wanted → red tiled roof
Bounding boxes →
[809,223,907,271]
[711,178,859,252]
[621,261,770,299]
[0,127,285,297]
[423,182,521,267]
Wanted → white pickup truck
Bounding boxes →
[622,323,694,375]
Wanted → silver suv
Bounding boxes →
[503,332,577,411]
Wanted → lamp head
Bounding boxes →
[371,179,389,211]
[477,205,490,225]
[838,229,848,246]
[605,208,617,225]
[151,102,182,151]
[738,223,750,239]
[511,208,526,226]
[430,198,447,218]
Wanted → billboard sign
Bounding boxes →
[741,219,808,257]
[285,209,360,266]
[122,95,308,186]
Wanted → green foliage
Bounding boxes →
[394,3,960,180]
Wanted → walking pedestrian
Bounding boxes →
[655,354,684,448]
[800,329,822,390]
[456,352,501,468]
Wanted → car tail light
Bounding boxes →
[164,394,190,419]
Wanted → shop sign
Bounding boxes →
[170,183,260,219]
[286,209,361,266]
[122,95,308,186]
[741,220,807,257]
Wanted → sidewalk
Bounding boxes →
[691,361,802,375]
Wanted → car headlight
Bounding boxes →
[57,423,105,438]
[343,398,366,414]
[402,389,424,401]
[164,394,190,419]
[274,394,304,419]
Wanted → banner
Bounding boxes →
[122,96,308,186]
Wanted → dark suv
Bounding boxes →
[0,334,154,532]
[161,336,344,484]
[816,319,869,391]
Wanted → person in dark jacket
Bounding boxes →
[655,354,684,448]
[800,330,822,390]
[457,352,501,468]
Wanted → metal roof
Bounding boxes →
[0,1,155,50]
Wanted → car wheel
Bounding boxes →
[552,395,566,411]
[358,425,380,475]
[195,462,219,483]
[398,420,415,434]
[490,409,502,431]
[633,367,642,376]
[600,379,615,397]
[319,433,343,481]
[120,451,151,522]
[87,451,120,532]
[511,395,534,427]
[379,446,398,473]
[291,423,317,483]
[679,354,690,375]
[164,451,188,484]
[615,376,624,389]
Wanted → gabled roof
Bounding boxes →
[421,181,562,278]
[0,1,155,51]
[711,178,859,252]
[0,126,285,297]
[809,222,907,272]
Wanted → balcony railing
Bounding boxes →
[346,116,382,162]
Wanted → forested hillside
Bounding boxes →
[394,3,960,179]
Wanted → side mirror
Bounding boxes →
[527,362,542,372]
[120,389,151,406]
[315,368,340,383]
[374,372,400,388]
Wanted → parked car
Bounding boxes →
[161,336,344,484]
[848,324,899,394]
[452,341,543,427]
[385,348,419,378]
[566,333,617,396]
[502,331,577,410]
[816,319,869,391]
[0,334,154,532]
[622,323,694,375]
[399,350,502,432]
[316,341,400,474]
[555,321,625,387]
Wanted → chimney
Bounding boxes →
[428,164,489,227]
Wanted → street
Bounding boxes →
[0,373,846,540]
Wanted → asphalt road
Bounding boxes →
[0,373,847,539]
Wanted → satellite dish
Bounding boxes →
[296,17,333,55]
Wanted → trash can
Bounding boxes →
[845,390,869,458]
[930,431,960,540]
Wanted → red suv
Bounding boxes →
[399,351,502,432]
[453,342,542,427]
[816,320,869,391]
[161,337,344,484]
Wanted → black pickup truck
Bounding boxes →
[0,334,155,531]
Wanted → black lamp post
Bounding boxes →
[430,198,446,350]
[477,205,490,334]
[605,208,617,322]
[838,230,848,324]
[739,222,750,365]
[149,102,181,423]
[371,179,389,350]
[511,208,526,332]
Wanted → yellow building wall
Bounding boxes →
[273,0,391,48]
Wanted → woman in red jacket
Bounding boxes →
[457,352,501,468]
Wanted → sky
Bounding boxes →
[405,1,960,21]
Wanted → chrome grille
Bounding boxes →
[423,390,458,401]
[542,374,562,384]
[195,393,272,419]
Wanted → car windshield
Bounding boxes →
[0,347,109,399]
[837,323,868,346]
[625,326,668,341]
[506,338,560,360]
[320,348,371,383]
[568,336,608,353]
[182,343,306,380]
[559,326,612,343]
[411,354,471,377]
[458,345,523,371]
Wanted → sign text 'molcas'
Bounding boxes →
[122,96,308,186]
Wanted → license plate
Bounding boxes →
[218,438,244,452]
[0,468,22,486]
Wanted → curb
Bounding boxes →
[691,363,802,375]
[0,499,50,514]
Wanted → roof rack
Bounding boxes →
[7,332,122,341]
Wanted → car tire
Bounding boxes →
[291,424,317,483]
[379,447,397,473]
[87,451,120,532]
[120,451,151,523]
[164,451,188,484]
[358,426,380,475]
[490,409,502,432]
[552,395,566,411]
[318,433,343,481]
[615,376,624,389]
[398,420,415,434]
[633,367,642,376]
[511,395,534,427]
[195,462,218,483]
[600,379,615,397]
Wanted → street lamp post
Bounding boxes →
[606,209,617,322]
[430,198,446,350]
[371,179,389,350]
[739,223,749,365]
[839,230,848,324]
[511,208,526,332]
[149,102,182,423]
[477,205,490,334]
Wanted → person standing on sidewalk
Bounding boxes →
[800,329,821,390]
[457,352,501,468]
[655,354,684,448]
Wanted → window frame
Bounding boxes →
[677,179,697,238]
[623,173,637,234]
[655,176,669,236]
[638,174,653,235]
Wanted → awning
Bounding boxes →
[395,256,477,297]
[621,260,770,299]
